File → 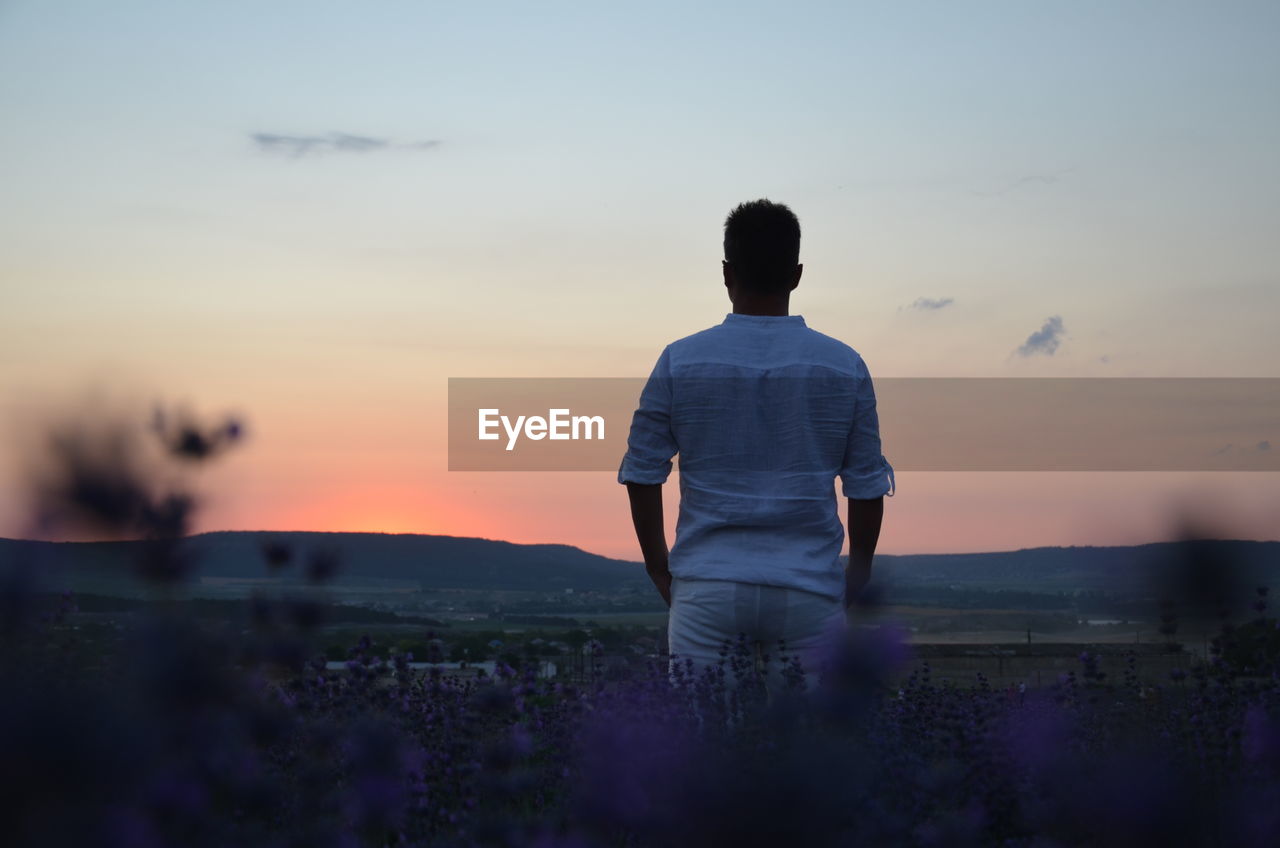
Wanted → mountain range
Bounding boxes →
[1,532,1276,599]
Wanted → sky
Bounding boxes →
[2,1,1278,557]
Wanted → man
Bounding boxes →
[618,198,894,695]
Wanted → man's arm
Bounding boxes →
[619,347,677,607]
[626,482,672,607]
[845,496,884,610]
[840,355,892,610]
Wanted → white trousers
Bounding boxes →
[667,576,847,698]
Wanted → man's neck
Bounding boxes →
[731,295,790,317]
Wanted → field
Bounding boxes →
[4,577,1279,848]
[5,515,1276,846]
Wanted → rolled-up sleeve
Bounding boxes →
[618,347,678,485]
[839,357,895,499]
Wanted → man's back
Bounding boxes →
[619,312,894,600]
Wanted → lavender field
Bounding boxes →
[3,572,1279,848]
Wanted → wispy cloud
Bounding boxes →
[903,296,954,312]
[1213,440,1272,456]
[250,132,441,158]
[973,166,1075,198]
[1015,315,1065,357]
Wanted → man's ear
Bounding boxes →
[790,263,803,292]
[723,261,738,301]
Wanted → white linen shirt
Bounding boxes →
[618,313,894,601]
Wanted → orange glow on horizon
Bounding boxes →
[263,483,484,539]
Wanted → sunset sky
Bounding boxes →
[2,1,1278,557]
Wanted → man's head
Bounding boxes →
[722,199,802,300]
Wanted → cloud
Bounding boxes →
[1015,315,1066,357]
[973,166,1076,197]
[1215,441,1271,456]
[904,297,955,312]
[250,132,441,157]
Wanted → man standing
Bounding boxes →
[619,199,894,695]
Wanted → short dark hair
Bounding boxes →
[723,199,801,294]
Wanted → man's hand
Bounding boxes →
[845,496,884,610]
[625,482,672,607]
[647,564,673,608]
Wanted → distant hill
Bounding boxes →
[0,531,649,594]
[871,540,1280,595]
[1,533,1276,599]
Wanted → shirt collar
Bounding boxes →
[722,313,807,327]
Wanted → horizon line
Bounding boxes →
[5,529,1279,562]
